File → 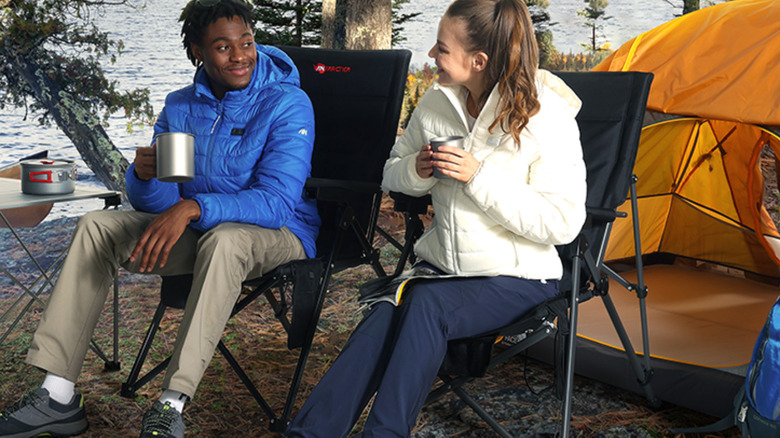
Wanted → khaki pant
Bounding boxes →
[26,209,306,397]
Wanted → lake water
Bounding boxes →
[0,0,723,220]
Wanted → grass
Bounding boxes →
[0,196,742,437]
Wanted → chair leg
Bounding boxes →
[599,292,660,407]
[121,302,167,398]
[560,238,584,438]
[452,384,513,438]
[213,257,333,432]
[395,213,424,276]
[348,219,386,277]
[216,341,278,424]
[594,179,660,409]
[376,210,424,277]
[107,274,121,371]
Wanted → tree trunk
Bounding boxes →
[8,50,129,197]
[321,0,346,49]
[683,0,699,14]
[345,0,391,50]
[321,0,391,50]
[295,0,303,46]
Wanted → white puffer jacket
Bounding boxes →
[382,70,587,280]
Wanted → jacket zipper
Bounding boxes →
[447,132,474,274]
[439,87,472,274]
[439,85,470,132]
[210,114,221,134]
[206,103,223,192]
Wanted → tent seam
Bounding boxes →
[621,33,644,72]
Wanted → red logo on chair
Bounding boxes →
[313,63,351,74]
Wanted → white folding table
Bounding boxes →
[0,176,123,370]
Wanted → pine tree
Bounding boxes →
[253,0,322,46]
[391,0,420,46]
[253,0,420,48]
[526,0,555,67]
[577,0,612,53]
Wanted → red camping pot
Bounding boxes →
[20,159,77,195]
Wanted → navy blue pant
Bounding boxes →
[287,275,558,438]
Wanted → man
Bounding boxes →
[0,1,319,437]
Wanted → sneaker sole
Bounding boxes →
[3,418,88,438]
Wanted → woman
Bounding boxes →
[287,0,586,436]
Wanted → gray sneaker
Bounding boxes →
[139,401,185,438]
[0,388,88,437]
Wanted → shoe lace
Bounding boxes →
[145,404,179,433]
[0,390,43,418]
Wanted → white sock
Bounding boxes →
[41,372,76,405]
[158,389,188,413]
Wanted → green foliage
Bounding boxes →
[252,0,420,48]
[523,1,556,70]
[577,0,612,53]
[0,0,154,128]
[391,0,421,46]
[536,30,556,71]
[683,0,700,14]
[526,0,552,33]
[252,0,322,46]
[399,63,436,131]
[540,50,611,72]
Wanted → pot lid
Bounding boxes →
[21,159,75,167]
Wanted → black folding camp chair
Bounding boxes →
[120,46,411,432]
[392,71,658,437]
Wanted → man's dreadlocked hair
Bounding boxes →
[179,0,255,67]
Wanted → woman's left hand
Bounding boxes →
[432,146,481,183]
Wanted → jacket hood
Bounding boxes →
[193,43,301,101]
[536,69,581,116]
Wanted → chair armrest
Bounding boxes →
[585,206,626,226]
[304,177,380,202]
[388,191,431,216]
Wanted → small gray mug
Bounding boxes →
[430,135,464,179]
[156,132,195,183]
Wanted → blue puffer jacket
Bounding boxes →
[125,44,320,258]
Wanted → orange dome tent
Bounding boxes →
[567,0,780,417]
[596,0,780,273]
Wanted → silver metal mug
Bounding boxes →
[429,136,464,179]
[156,132,195,183]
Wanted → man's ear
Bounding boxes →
[472,52,488,72]
[191,44,203,64]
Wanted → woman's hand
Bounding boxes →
[433,146,481,182]
[134,145,157,181]
[129,200,201,272]
[416,144,434,178]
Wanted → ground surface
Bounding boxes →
[0,195,747,437]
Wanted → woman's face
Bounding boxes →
[192,16,257,100]
[428,16,478,88]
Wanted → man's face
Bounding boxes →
[191,16,257,100]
